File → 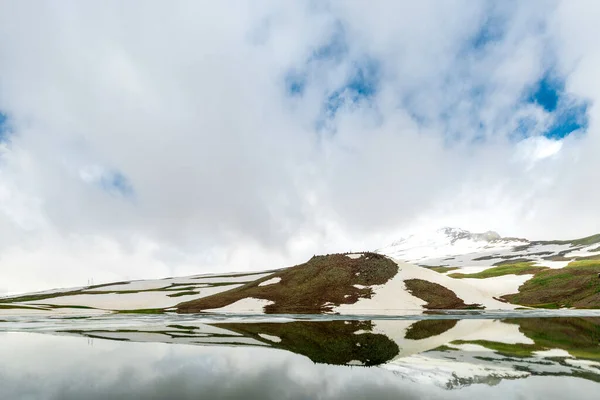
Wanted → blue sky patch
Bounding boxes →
[99,170,134,198]
[310,22,347,63]
[544,101,589,140]
[285,71,306,96]
[521,72,589,140]
[324,58,380,117]
[529,73,562,112]
[471,15,506,51]
[0,112,8,143]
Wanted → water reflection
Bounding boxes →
[0,316,600,398]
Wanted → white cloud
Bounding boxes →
[0,1,598,293]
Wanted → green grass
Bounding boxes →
[448,262,546,279]
[167,324,197,331]
[427,266,459,273]
[167,291,199,297]
[0,304,47,310]
[116,308,165,314]
[177,253,398,313]
[0,290,83,304]
[571,234,600,247]
[451,339,541,357]
[404,279,483,309]
[502,261,600,308]
[404,319,458,340]
[454,318,600,360]
[510,317,600,360]
[492,258,535,266]
[214,320,399,366]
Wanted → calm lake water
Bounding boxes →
[1,312,600,399]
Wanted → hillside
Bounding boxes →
[2,228,600,314]
[177,253,513,314]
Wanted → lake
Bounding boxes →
[1,311,600,399]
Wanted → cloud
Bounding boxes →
[0,1,599,293]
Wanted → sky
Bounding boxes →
[0,0,599,294]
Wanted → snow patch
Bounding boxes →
[335,258,517,314]
[346,253,363,259]
[258,277,281,287]
[203,297,274,313]
[258,333,282,343]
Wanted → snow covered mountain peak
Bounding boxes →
[378,227,527,263]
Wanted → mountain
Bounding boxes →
[378,227,600,269]
[376,227,526,264]
[2,228,600,315]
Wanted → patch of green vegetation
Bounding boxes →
[569,255,600,264]
[162,285,198,291]
[451,339,541,357]
[0,291,82,304]
[167,291,198,297]
[589,246,600,253]
[86,281,130,290]
[214,320,399,366]
[492,258,535,266]
[116,308,165,314]
[512,244,533,252]
[167,324,197,331]
[448,262,546,279]
[177,253,398,313]
[427,266,459,273]
[404,319,458,340]
[502,261,600,308]
[0,304,46,310]
[43,304,96,309]
[430,345,457,352]
[508,317,600,360]
[472,255,499,261]
[193,270,280,280]
[571,234,600,247]
[404,279,484,310]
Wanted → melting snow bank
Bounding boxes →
[203,298,275,313]
[335,258,518,315]
[258,333,282,343]
[460,274,534,298]
[258,277,281,287]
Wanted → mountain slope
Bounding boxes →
[177,254,515,314]
[378,227,600,270]
[3,228,600,314]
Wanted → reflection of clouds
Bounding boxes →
[0,332,599,400]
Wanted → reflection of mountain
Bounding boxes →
[214,320,399,366]
[22,315,600,388]
[384,317,600,388]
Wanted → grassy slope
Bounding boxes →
[404,279,484,309]
[427,266,460,273]
[404,319,458,340]
[502,260,600,308]
[177,253,398,313]
[448,262,547,279]
[452,317,600,360]
[214,320,399,366]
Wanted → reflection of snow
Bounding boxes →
[258,333,282,343]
